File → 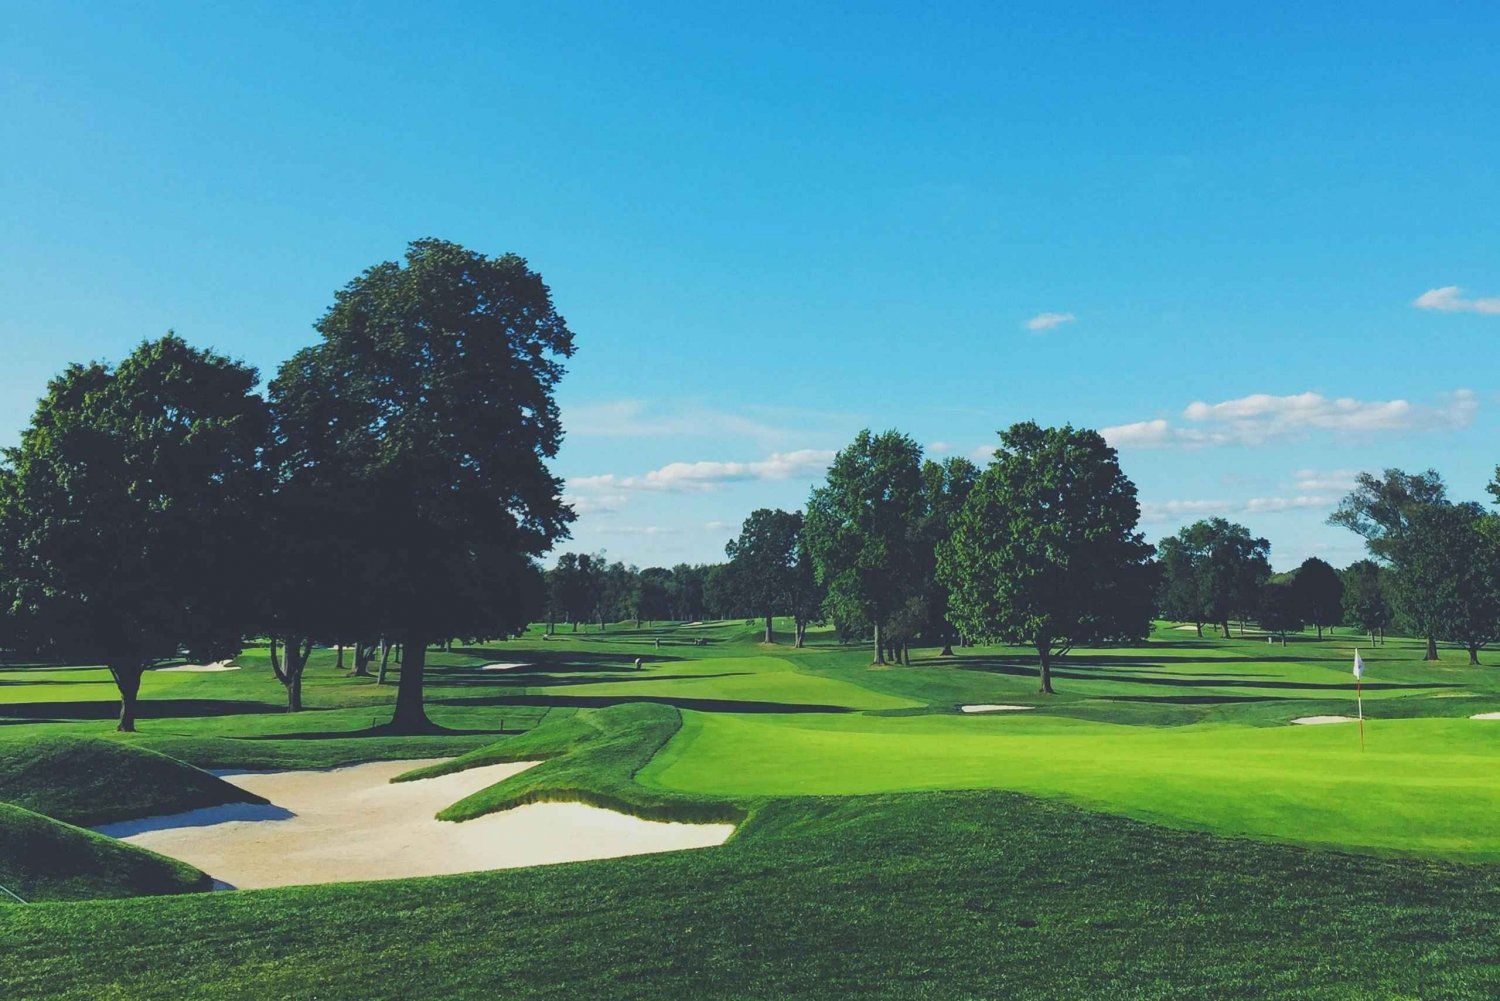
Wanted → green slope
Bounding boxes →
[0,802,211,903]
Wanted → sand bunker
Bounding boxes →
[96,759,733,889]
[1172,624,1200,632]
[1291,715,1358,725]
[1470,712,1500,721]
[154,661,240,673]
[479,662,530,671]
[961,704,1034,713]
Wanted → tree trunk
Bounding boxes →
[1316,624,1323,639]
[1195,622,1203,638]
[351,640,373,677]
[1036,642,1055,695]
[108,663,145,732]
[1424,634,1439,661]
[270,635,310,712]
[335,643,344,671]
[1469,645,1481,666]
[377,639,392,685]
[1221,620,1231,639]
[764,614,775,644]
[872,621,885,665]
[389,630,431,732]
[902,642,911,666]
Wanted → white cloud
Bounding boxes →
[594,525,682,536]
[564,492,628,515]
[562,399,787,446]
[927,441,952,453]
[1103,389,1477,449]
[1025,311,1077,332]
[968,444,998,462]
[1140,494,1335,525]
[571,449,836,494]
[1291,469,1359,492]
[1412,286,1500,315]
[704,520,735,532]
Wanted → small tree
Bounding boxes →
[0,335,266,730]
[1341,559,1393,644]
[919,457,979,655]
[1198,519,1271,638]
[1258,580,1304,646]
[725,509,806,644]
[804,430,927,665]
[1290,557,1343,639]
[937,423,1155,694]
[1157,523,1213,635]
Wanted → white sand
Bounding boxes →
[96,759,733,890]
[1172,624,1200,632]
[154,661,239,673]
[1470,712,1500,720]
[479,662,530,671]
[1291,715,1358,725]
[961,704,1034,713]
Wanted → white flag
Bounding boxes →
[1353,650,1364,680]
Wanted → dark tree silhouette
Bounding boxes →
[0,335,266,730]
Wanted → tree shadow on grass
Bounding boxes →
[0,698,283,722]
[940,657,1459,692]
[436,693,856,714]
[423,671,749,691]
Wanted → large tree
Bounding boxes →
[725,508,807,644]
[0,335,266,730]
[1290,557,1343,639]
[287,239,575,731]
[1329,468,1449,659]
[1258,580,1304,646]
[937,423,1155,694]
[804,430,926,665]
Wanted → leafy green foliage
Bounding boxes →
[804,430,926,662]
[725,509,819,644]
[0,334,267,730]
[1290,556,1343,637]
[1341,559,1394,640]
[938,423,1155,691]
[1394,504,1500,663]
[281,240,576,729]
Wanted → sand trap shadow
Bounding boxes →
[95,802,296,837]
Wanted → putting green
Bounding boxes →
[641,709,1500,860]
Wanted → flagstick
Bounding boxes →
[1356,677,1364,751]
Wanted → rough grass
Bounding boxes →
[397,704,744,826]
[3,790,1499,998]
[0,802,211,903]
[0,736,264,826]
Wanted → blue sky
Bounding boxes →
[4,1,1498,570]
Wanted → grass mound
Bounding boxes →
[395,704,743,825]
[0,802,211,903]
[0,736,265,826]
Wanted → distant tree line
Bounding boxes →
[0,240,575,731]
[1154,467,1500,663]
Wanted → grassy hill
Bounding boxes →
[0,802,211,903]
[0,736,265,826]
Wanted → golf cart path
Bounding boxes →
[96,758,732,889]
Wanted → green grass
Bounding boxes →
[0,802,211,903]
[398,703,742,825]
[5,619,1500,996]
[0,736,265,826]
[4,790,1499,998]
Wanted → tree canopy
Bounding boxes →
[804,430,927,664]
[289,239,576,730]
[0,334,267,730]
[937,423,1155,693]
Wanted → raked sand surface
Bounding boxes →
[1291,715,1358,725]
[1472,712,1500,720]
[960,704,1035,713]
[96,759,733,889]
[154,661,240,673]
